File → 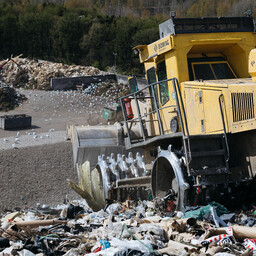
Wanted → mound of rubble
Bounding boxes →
[1,200,256,256]
[83,80,129,99]
[0,82,26,111]
[0,56,103,90]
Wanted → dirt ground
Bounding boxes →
[0,89,110,138]
[0,142,78,211]
[0,89,112,211]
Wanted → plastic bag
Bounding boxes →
[18,249,37,256]
[183,202,228,220]
[62,248,80,256]
[214,253,236,256]
[106,203,121,215]
[110,238,153,253]
[100,239,111,250]
[139,223,165,237]
[135,205,145,216]
[114,249,155,256]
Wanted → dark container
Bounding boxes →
[0,114,32,130]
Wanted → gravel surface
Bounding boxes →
[0,89,111,138]
[0,130,66,150]
[0,141,78,211]
[0,89,115,211]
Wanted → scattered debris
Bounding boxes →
[183,202,229,220]
[1,200,256,256]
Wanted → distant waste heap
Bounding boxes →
[0,55,103,90]
[0,82,26,111]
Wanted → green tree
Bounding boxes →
[52,13,84,63]
[80,16,115,68]
[18,6,38,57]
[112,17,139,72]
[0,14,19,57]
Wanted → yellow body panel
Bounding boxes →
[183,79,256,135]
[136,32,256,81]
[135,28,256,137]
[203,90,224,134]
[249,49,256,82]
[184,87,205,134]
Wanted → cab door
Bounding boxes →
[156,60,171,133]
[147,66,161,135]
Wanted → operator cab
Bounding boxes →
[158,14,255,82]
[124,13,256,143]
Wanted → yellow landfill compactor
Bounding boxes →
[70,13,256,211]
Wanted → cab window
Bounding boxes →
[211,63,235,79]
[193,63,215,80]
[147,67,158,111]
[157,61,169,105]
[190,60,236,81]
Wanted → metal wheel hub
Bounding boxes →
[151,145,190,211]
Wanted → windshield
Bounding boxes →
[191,61,236,80]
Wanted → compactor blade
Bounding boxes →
[68,123,127,210]
[69,123,126,170]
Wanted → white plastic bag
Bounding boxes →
[110,237,153,253]
[106,203,121,215]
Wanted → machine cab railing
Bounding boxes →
[119,78,190,150]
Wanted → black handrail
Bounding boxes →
[134,93,146,142]
[172,78,190,138]
[150,84,164,135]
[120,97,132,143]
[120,77,190,150]
[119,78,172,100]
[172,78,191,166]
[120,78,174,144]
[218,94,230,162]
[127,104,176,123]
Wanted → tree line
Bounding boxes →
[0,0,255,75]
[0,1,164,75]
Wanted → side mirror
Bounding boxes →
[128,76,138,93]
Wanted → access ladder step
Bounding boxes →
[191,149,226,157]
[190,167,230,176]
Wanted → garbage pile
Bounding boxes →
[82,80,129,100]
[0,56,103,90]
[81,80,129,122]
[0,81,26,111]
[1,200,256,256]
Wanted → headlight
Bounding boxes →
[170,117,179,133]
